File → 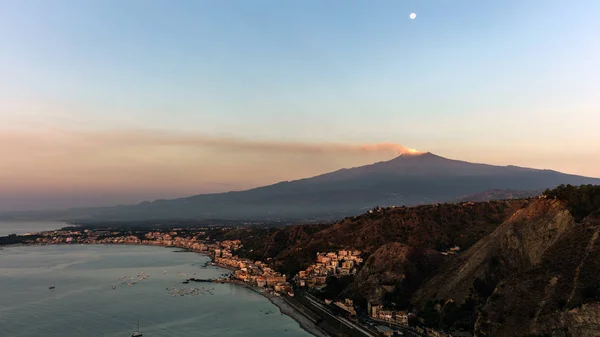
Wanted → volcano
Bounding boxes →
[5,152,600,221]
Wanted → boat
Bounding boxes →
[49,282,55,290]
[132,320,143,337]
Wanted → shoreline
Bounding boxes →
[2,242,329,337]
[203,263,330,337]
[0,220,77,238]
[240,282,330,337]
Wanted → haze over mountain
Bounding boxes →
[4,152,600,222]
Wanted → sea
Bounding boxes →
[0,220,71,237]
[0,244,313,337]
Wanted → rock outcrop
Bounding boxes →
[413,198,575,307]
[351,242,444,306]
[475,210,600,336]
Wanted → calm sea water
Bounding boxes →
[0,220,70,237]
[0,245,312,337]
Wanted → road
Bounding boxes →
[296,291,430,337]
[368,317,425,337]
[299,292,377,337]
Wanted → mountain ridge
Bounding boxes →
[2,152,599,221]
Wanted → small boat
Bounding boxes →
[132,320,143,337]
[49,282,55,290]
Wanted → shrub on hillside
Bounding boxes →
[543,184,600,221]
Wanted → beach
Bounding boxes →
[209,266,329,337]
[246,285,330,337]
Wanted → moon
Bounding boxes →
[409,13,417,20]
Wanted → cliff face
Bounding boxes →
[413,198,575,307]
[475,210,600,336]
[409,193,600,336]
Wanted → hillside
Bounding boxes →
[412,198,574,306]
[349,243,445,309]
[409,185,600,335]
[3,153,599,221]
[476,209,600,336]
[236,199,529,294]
[455,189,543,202]
[234,185,600,336]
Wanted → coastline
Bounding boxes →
[0,219,74,237]
[241,283,330,337]
[2,242,329,337]
[211,261,330,337]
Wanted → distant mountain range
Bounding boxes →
[4,152,600,221]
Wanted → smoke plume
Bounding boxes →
[69,129,423,156]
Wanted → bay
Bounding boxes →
[0,244,313,337]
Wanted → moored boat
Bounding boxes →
[132,320,143,337]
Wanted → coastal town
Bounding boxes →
[295,250,363,289]
[2,226,468,337]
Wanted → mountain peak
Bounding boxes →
[390,151,444,162]
[399,151,435,157]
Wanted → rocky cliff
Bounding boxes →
[475,210,600,336]
[410,185,600,336]
[413,198,575,307]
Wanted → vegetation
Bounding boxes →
[318,275,355,301]
[0,233,33,245]
[234,224,331,275]
[543,184,600,221]
[263,200,527,274]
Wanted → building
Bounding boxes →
[334,298,356,316]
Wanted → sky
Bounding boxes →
[1,0,599,211]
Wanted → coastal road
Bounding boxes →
[368,318,424,337]
[299,292,377,337]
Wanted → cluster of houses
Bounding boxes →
[214,249,293,296]
[294,250,363,289]
[31,229,215,249]
[31,230,84,244]
[368,303,409,326]
[29,229,238,256]
[29,228,295,294]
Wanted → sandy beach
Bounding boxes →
[246,285,330,337]
[211,262,330,337]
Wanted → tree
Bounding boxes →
[544,184,600,221]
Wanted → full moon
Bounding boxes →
[409,13,417,20]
